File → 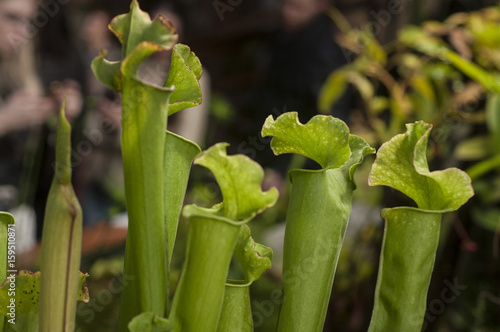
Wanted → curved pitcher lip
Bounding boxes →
[380,206,449,219]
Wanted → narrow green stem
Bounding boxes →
[466,154,500,181]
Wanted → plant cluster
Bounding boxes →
[0,1,479,331]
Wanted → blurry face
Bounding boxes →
[0,0,36,56]
[80,10,111,51]
[280,0,325,32]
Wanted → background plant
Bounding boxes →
[321,5,500,330]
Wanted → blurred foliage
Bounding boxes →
[322,4,500,331]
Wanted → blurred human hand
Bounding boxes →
[0,90,56,136]
[50,80,83,121]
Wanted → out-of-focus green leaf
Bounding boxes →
[486,93,500,154]
[410,76,436,105]
[422,20,450,35]
[424,62,459,81]
[468,13,500,48]
[365,34,387,66]
[369,121,474,211]
[401,26,500,94]
[455,136,492,160]
[472,208,500,232]
[327,7,352,35]
[444,12,469,27]
[318,69,349,114]
[467,154,500,181]
[400,26,447,56]
[372,97,389,114]
[348,71,375,101]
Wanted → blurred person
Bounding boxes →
[263,0,350,123]
[0,0,53,138]
[0,0,82,248]
[252,0,351,174]
[78,8,124,225]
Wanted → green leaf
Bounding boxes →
[109,0,176,58]
[90,50,122,91]
[190,143,278,221]
[92,0,177,93]
[472,208,500,231]
[318,69,349,114]
[128,312,172,332]
[0,271,88,332]
[347,71,375,102]
[400,26,500,94]
[39,106,83,332]
[364,33,387,66]
[165,44,203,115]
[454,136,492,161]
[345,135,376,181]
[232,225,272,286]
[466,154,500,181]
[369,121,474,211]
[399,26,450,57]
[486,93,500,154]
[261,112,351,169]
[163,131,200,261]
